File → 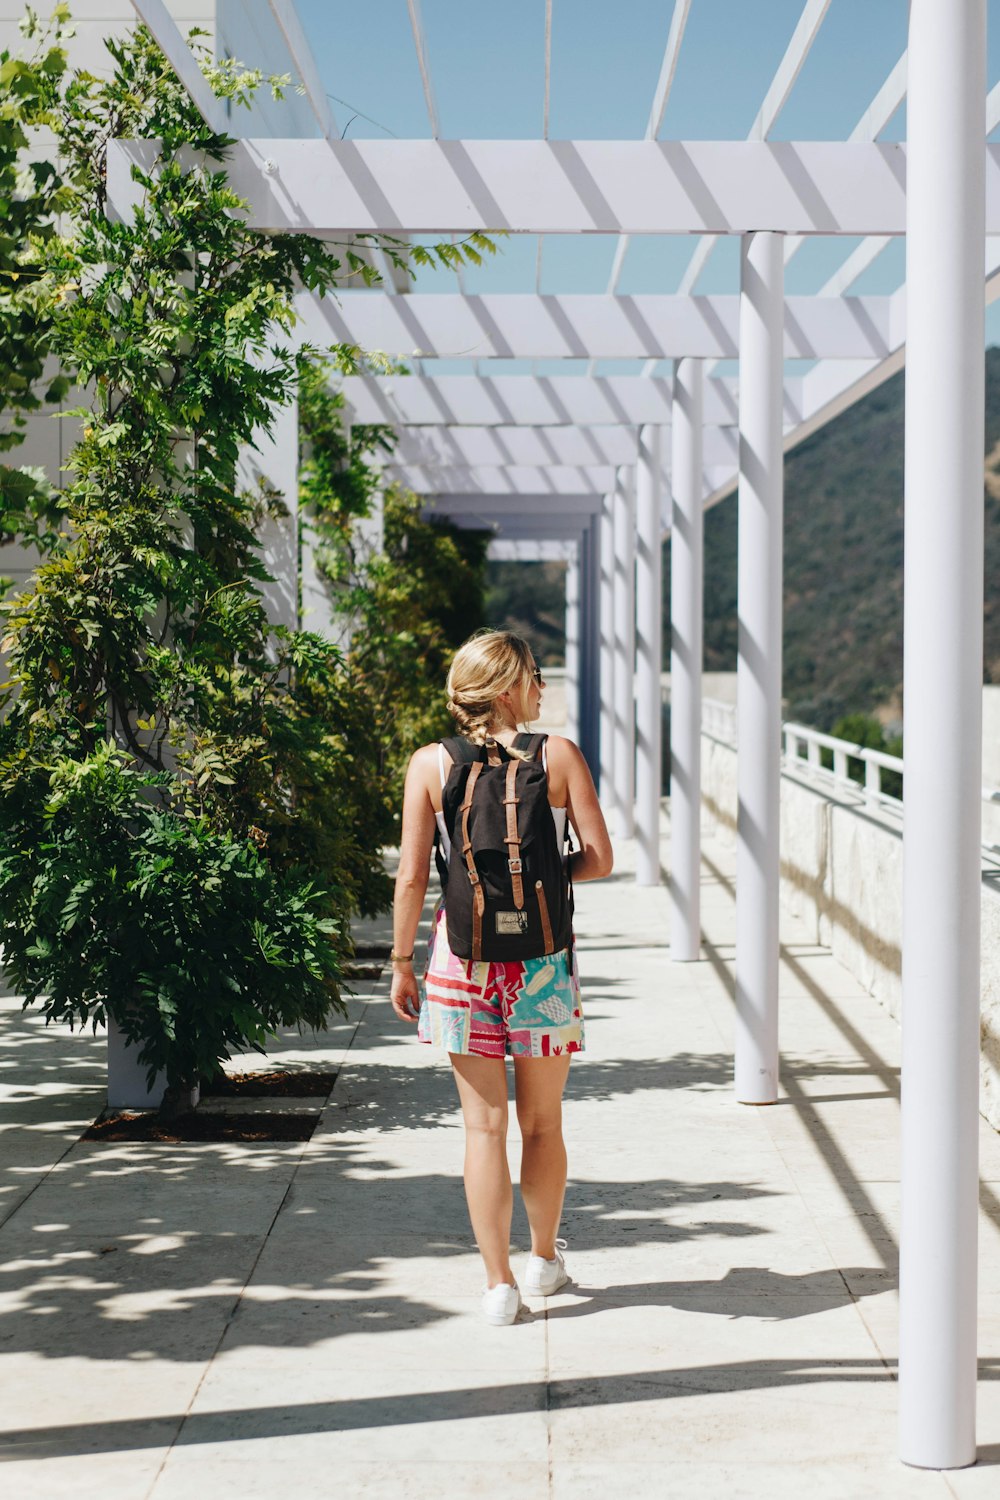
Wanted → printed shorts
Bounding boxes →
[418,907,584,1059]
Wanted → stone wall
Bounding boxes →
[700,731,1000,1131]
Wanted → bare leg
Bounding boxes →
[450,1053,514,1288]
[513,1054,572,1259]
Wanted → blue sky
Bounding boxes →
[297,0,1000,349]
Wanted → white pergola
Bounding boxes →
[124,0,993,1471]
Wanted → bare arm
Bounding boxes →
[390,745,438,1022]
[551,737,613,881]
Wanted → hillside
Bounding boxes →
[485,347,1000,729]
[484,558,568,666]
[699,346,1000,727]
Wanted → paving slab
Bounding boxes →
[1,811,999,1496]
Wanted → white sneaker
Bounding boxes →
[482,1282,522,1325]
[524,1240,569,1296]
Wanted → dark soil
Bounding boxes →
[83,1111,318,1143]
[201,1069,338,1098]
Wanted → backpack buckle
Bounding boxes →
[507,857,523,875]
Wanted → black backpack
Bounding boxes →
[436,733,574,962]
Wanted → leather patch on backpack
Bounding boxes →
[495,910,529,937]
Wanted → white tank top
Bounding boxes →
[434,741,567,862]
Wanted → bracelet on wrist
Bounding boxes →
[390,950,414,964]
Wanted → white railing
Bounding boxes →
[702,696,738,746]
[701,701,1000,834]
[782,721,904,811]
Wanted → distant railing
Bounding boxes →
[702,697,738,746]
[701,698,1000,833]
[783,721,904,811]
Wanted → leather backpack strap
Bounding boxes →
[502,758,524,910]
[459,760,485,960]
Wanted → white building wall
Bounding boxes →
[0,2,215,80]
[700,725,1000,1133]
[0,2,319,133]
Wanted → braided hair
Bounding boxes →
[446,629,538,758]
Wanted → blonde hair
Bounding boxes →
[446,629,537,752]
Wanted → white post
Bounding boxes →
[577,515,602,778]
[300,507,337,638]
[613,467,636,839]
[899,0,985,1470]
[734,232,783,1105]
[599,490,616,805]
[239,392,299,634]
[565,548,580,743]
[670,357,704,961]
[635,425,663,886]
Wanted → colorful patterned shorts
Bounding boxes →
[418,907,584,1059]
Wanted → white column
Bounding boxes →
[734,232,783,1105]
[670,358,704,962]
[300,507,336,637]
[599,490,616,804]
[577,516,602,778]
[899,0,985,1471]
[613,467,636,839]
[239,392,299,634]
[635,424,663,886]
[565,548,580,743]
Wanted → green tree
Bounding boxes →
[828,712,903,801]
[298,364,489,826]
[0,11,491,1101]
[0,5,74,564]
[484,559,567,666]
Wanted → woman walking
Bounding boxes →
[390,629,612,1324]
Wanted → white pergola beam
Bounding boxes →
[851,49,907,145]
[647,0,693,139]
[818,62,998,297]
[408,467,615,495]
[303,291,897,361]
[386,436,740,492]
[678,0,831,294]
[108,138,976,236]
[608,0,694,294]
[266,0,336,139]
[338,374,754,428]
[487,539,577,562]
[389,425,641,467]
[128,0,227,135]
[751,0,831,139]
[422,492,603,516]
[542,0,552,138]
[702,257,1000,514]
[441,517,592,542]
[406,0,441,139]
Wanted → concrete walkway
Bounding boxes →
[3,812,1000,1497]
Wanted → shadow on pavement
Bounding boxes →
[8,1357,1000,1462]
[0,1111,789,1364]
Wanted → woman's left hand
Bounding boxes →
[391,962,421,1023]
